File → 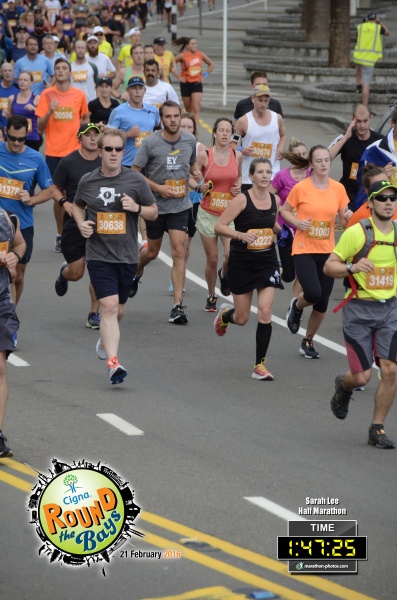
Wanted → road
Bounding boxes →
[1,2,396,600]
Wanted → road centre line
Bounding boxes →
[157,249,347,356]
[245,496,307,522]
[0,465,376,600]
[97,413,144,435]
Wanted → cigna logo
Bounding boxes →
[28,459,143,570]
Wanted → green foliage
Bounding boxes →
[63,474,78,486]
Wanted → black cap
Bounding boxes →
[368,180,397,200]
[153,37,167,45]
[127,76,145,88]
[77,123,101,137]
[98,77,112,86]
[367,10,377,20]
[17,25,29,32]
[35,19,44,26]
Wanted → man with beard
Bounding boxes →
[85,35,116,80]
[325,180,397,450]
[142,59,179,108]
[132,101,200,324]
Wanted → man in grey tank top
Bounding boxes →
[73,129,157,386]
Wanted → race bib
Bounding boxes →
[166,178,186,198]
[390,167,397,186]
[102,26,110,34]
[97,212,126,235]
[135,131,152,148]
[31,71,43,82]
[0,241,9,266]
[8,19,17,27]
[53,106,74,121]
[366,266,394,290]
[209,191,233,212]
[72,70,88,82]
[114,14,123,21]
[247,228,274,250]
[0,98,8,111]
[349,162,358,180]
[307,220,331,239]
[0,176,24,200]
[188,66,201,78]
[252,142,272,158]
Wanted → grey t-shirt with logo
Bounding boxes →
[133,130,196,214]
[74,166,156,264]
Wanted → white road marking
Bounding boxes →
[158,249,347,356]
[97,413,144,436]
[245,496,307,521]
[8,354,30,367]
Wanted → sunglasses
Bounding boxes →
[372,194,397,202]
[97,33,104,36]
[203,180,213,196]
[8,134,27,142]
[103,146,124,152]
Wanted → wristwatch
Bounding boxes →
[59,197,68,207]
[346,262,354,275]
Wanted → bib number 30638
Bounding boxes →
[97,212,126,234]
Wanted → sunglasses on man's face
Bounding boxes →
[372,194,397,203]
[103,146,124,153]
[8,134,27,142]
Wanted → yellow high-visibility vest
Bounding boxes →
[353,22,383,67]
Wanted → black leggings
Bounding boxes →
[293,253,334,313]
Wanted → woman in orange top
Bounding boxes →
[280,145,352,359]
[173,37,214,128]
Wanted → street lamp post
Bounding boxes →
[171,0,177,41]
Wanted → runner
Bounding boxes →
[235,84,286,187]
[324,180,397,449]
[5,70,41,151]
[213,157,283,380]
[280,145,352,359]
[196,117,242,311]
[0,115,53,307]
[132,101,200,324]
[52,123,102,329]
[73,129,157,385]
[173,36,214,127]
[0,208,26,457]
[36,57,89,253]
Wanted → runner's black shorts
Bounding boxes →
[87,261,137,305]
[61,226,86,264]
[145,209,189,239]
[180,81,203,97]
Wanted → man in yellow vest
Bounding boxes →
[353,11,390,106]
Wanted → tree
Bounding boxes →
[304,0,331,44]
[329,0,351,67]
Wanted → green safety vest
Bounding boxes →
[353,22,383,67]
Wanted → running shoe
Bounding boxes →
[129,269,144,299]
[55,262,68,297]
[368,426,395,449]
[213,303,233,337]
[169,304,188,324]
[204,294,218,312]
[12,331,17,348]
[355,386,366,391]
[54,235,62,253]
[86,312,100,329]
[169,281,187,294]
[286,297,303,334]
[218,268,231,296]
[300,338,320,359]
[251,359,274,380]
[0,431,12,458]
[330,375,353,420]
[107,357,127,385]
[96,338,107,360]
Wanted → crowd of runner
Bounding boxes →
[0,2,396,457]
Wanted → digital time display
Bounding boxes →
[277,536,367,560]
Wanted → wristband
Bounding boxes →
[59,197,68,207]
[12,251,21,262]
[195,184,201,193]
[136,204,142,215]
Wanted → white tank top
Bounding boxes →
[241,110,281,183]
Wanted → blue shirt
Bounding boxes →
[0,143,53,229]
[0,82,19,127]
[107,101,160,167]
[14,55,54,94]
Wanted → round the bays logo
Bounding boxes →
[28,459,143,568]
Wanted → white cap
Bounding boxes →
[93,26,104,34]
[52,35,60,42]
[87,35,99,42]
[126,27,140,38]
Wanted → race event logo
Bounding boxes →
[28,459,143,570]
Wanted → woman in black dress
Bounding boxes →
[214,158,283,380]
